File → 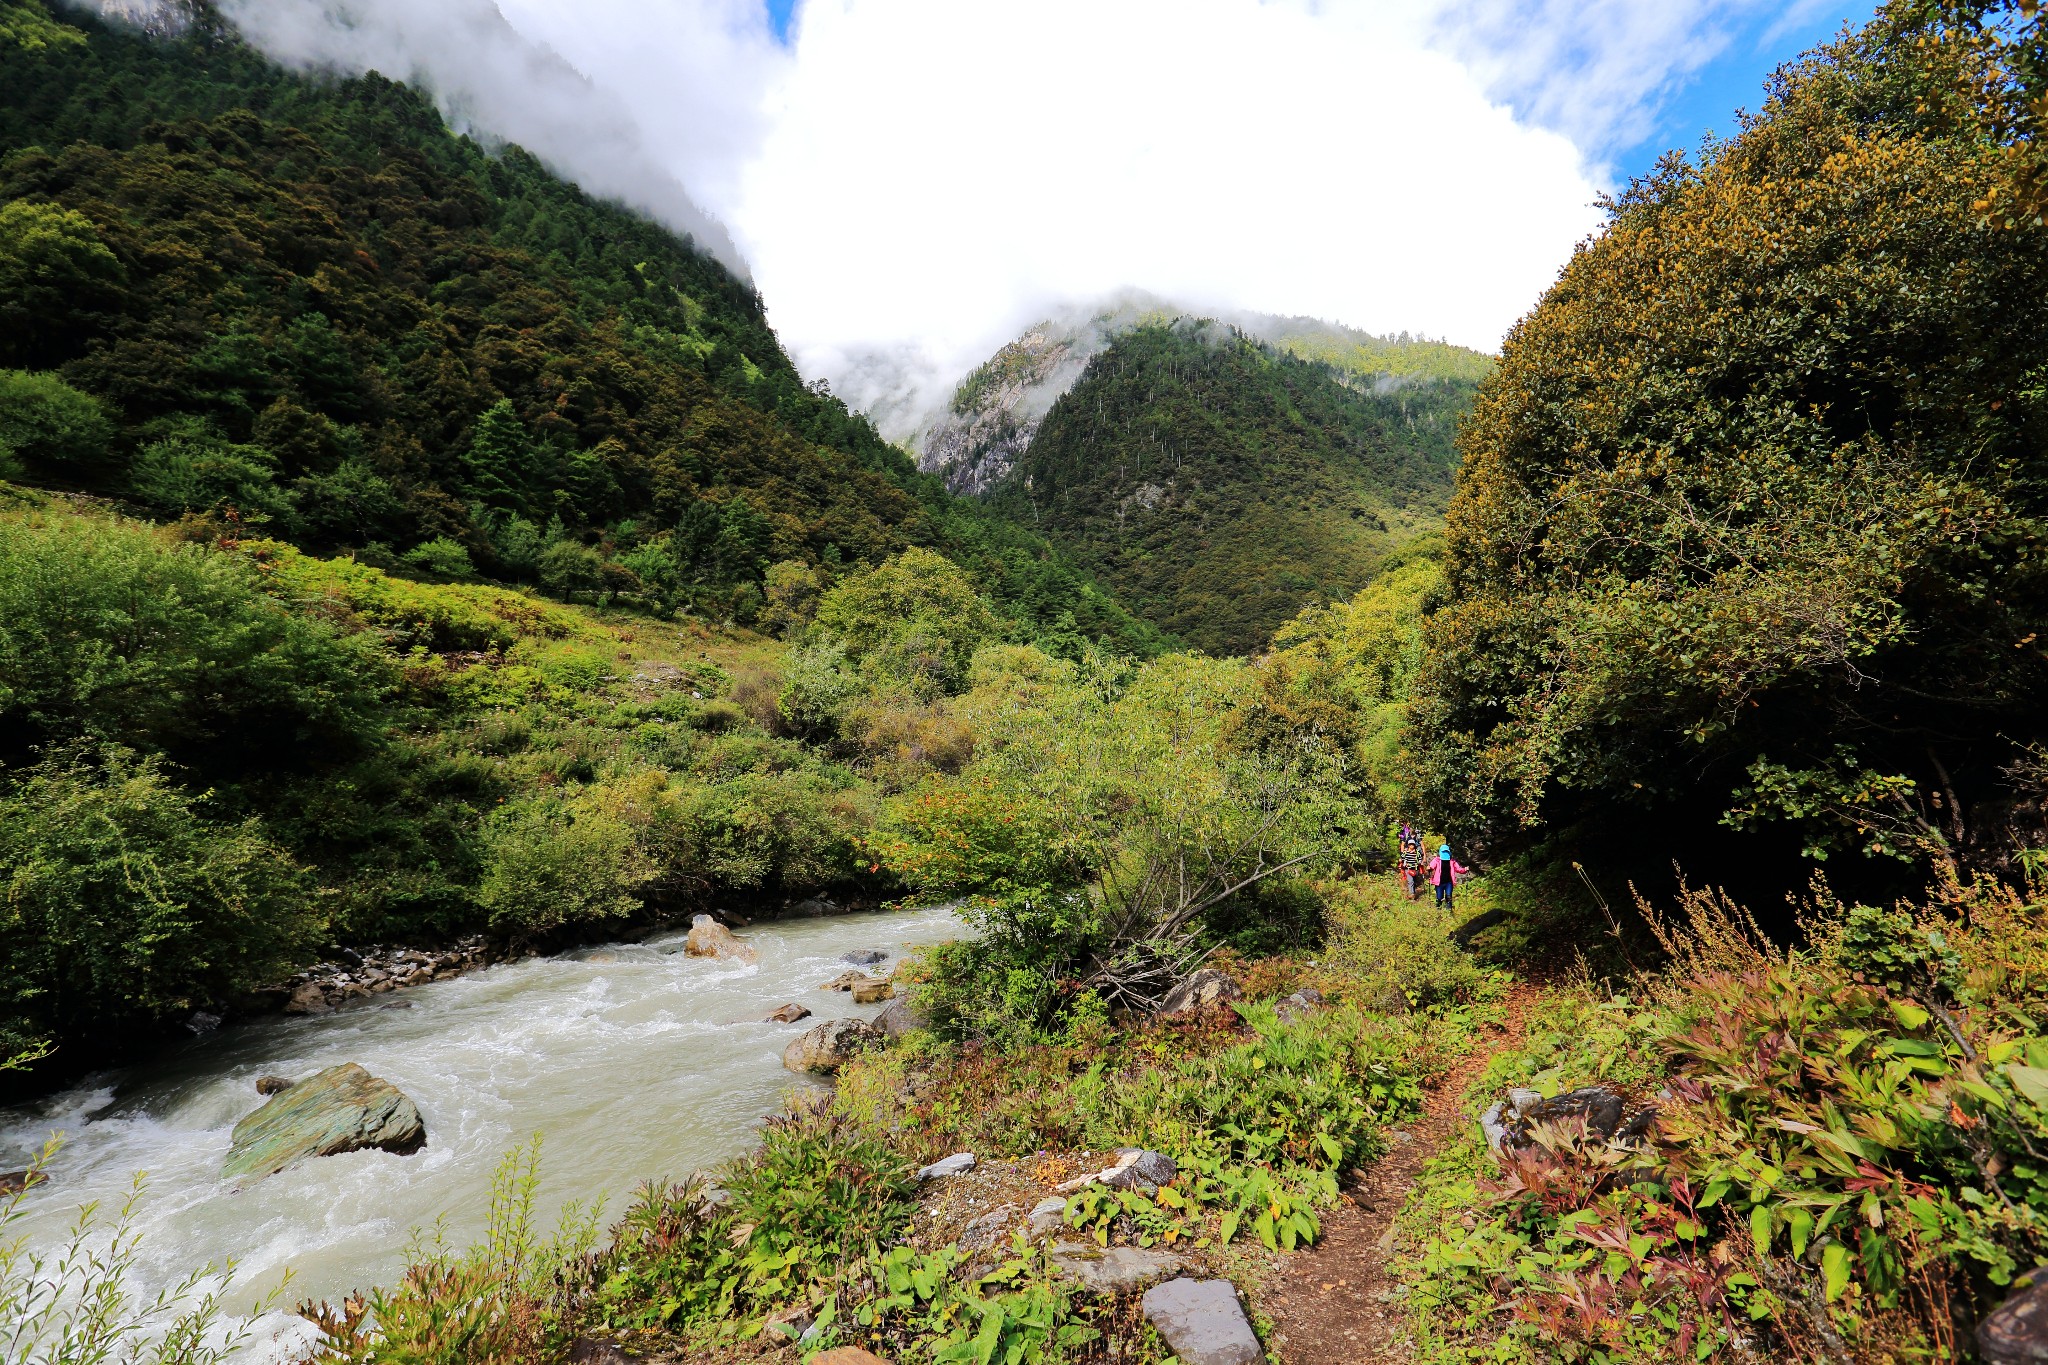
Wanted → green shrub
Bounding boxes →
[0,745,318,1046]
[0,368,114,479]
[128,434,292,523]
[401,536,476,579]
[650,772,865,899]
[814,547,1002,700]
[0,512,391,778]
[476,795,648,935]
[537,540,605,598]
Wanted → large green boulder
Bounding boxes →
[222,1062,425,1182]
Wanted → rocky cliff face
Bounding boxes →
[916,325,1095,495]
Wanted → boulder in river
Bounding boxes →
[1141,1278,1261,1365]
[1156,968,1240,1016]
[762,1003,812,1024]
[222,1062,426,1182]
[284,982,331,1015]
[819,969,875,992]
[255,1074,296,1095]
[841,949,888,966]
[782,1018,880,1074]
[684,915,757,963]
[0,1169,48,1197]
[851,979,895,1004]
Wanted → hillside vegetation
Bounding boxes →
[0,0,1157,653]
[987,320,1466,655]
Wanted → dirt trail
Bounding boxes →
[1259,985,1540,1365]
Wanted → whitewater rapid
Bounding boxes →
[0,906,962,1358]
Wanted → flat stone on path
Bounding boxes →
[809,1350,892,1365]
[1050,1242,1186,1296]
[222,1062,426,1182]
[1027,1195,1069,1238]
[916,1151,976,1181]
[1141,1278,1261,1365]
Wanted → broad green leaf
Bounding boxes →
[1788,1207,1815,1260]
[2008,1064,2048,1107]
[1889,1000,1930,1031]
[1822,1241,1852,1302]
[1750,1204,1774,1256]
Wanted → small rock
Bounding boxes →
[819,970,872,992]
[782,1017,881,1074]
[809,1350,891,1365]
[851,979,895,1004]
[255,1075,296,1096]
[1141,1278,1262,1365]
[381,1001,414,1011]
[566,1338,642,1365]
[762,1301,815,1341]
[685,914,757,963]
[1058,1148,1177,1194]
[916,1152,977,1181]
[762,1003,812,1024]
[187,1011,222,1035]
[841,949,888,965]
[1155,968,1241,1016]
[1051,1242,1186,1297]
[284,982,331,1015]
[0,1170,48,1197]
[1980,1268,2048,1364]
[1273,991,1322,1025]
[221,1062,426,1182]
[959,1204,1017,1252]
[874,997,928,1039]
[1026,1195,1069,1239]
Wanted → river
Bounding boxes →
[0,905,963,1357]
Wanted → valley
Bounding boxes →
[4,2,2048,1365]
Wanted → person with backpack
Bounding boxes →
[1425,843,1470,909]
[1396,823,1424,900]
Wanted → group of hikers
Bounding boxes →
[1396,822,1469,907]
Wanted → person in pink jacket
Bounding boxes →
[1425,844,1470,909]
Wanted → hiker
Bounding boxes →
[1396,823,1423,900]
[1425,843,1470,909]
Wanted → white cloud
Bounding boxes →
[162,0,1826,434]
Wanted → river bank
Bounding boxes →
[0,905,963,1360]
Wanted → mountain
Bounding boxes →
[0,0,1159,653]
[983,319,1470,655]
[913,294,1490,500]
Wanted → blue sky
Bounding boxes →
[1610,2,1880,183]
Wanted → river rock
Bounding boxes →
[1051,1242,1186,1297]
[684,915,757,963]
[851,979,895,1004]
[782,1018,880,1074]
[0,1169,47,1197]
[255,1074,296,1095]
[841,949,888,965]
[874,996,928,1039]
[222,1063,426,1182]
[1979,1267,2048,1364]
[916,1151,976,1181]
[763,1003,812,1024]
[820,970,872,991]
[284,982,331,1015]
[1141,1278,1262,1365]
[1156,968,1240,1016]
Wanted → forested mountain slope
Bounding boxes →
[983,321,1468,655]
[0,0,1158,652]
